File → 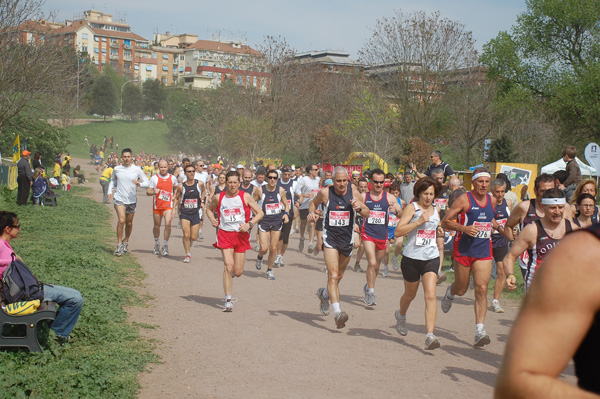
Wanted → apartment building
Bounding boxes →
[294,50,363,73]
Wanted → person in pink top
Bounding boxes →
[0,211,83,344]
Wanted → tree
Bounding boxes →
[314,125,352,164]
[142,79,167,116]
[488,134,515,163]
[90,74,117,122]
[481,0,600,139]
[121,84,143,120]
[400,137,434,171]
[0,117,69,162]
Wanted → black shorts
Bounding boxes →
[315,217,323,232]
[492,245,509,262]
[323,240,353,257]
[259,221,283,232]
[180,212,200,226]
[400,256,440,283]
[299,208,309,220]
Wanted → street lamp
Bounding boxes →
[120,80,137,115]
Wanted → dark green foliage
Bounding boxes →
[90,75,117,120]
[122,84,143,120]
[142,80,167,116]
[488,134,515,163]
[0,117,69,163]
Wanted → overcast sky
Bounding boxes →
[44,0,526,58]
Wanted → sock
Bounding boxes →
[426,332,434,338]
[186,252,191,257]
[322,287,330,299]
[492,299,499,304]
[368,288,375,294]
[397,313,406,320]
[476,323,484,333]
[331,302,341,314]
[225,295,232,301]
[154,238,160,245]
[198,229,202,233]
[163,240,168,247]
[447,288,455,299]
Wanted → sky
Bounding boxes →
[43,0,527,59]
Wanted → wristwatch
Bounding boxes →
[248,221,254,228]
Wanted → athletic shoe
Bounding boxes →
[491,300,504,313]
[437,271,447,285]
[295,227,300,233]
[153,244,160,255]
[425,334,441,350]
[392,256,399,271]
[161,245,169,256]
[183,255,191,263]
[474,330,491,347]
[266,270,275,280]
[299,238,305,252]
[223,300,233,313]
[121,240,129,254]
[274,255,282,267]
[354,263,364,273]
[441,285,454,313]
[316,288,330,315]
[279,256,285,267]
[255,258,262,271]
[395,310,407,336]
[198,231,204,239]
[114,244,123,256]
[307,241,315,254]
[334,311,349,329]
[382,265,389,277]
[364,290,377,306]
[363,283,368,295]
[254,243,260,252]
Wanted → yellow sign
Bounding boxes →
[12,135,20,163]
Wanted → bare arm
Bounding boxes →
[308,188,327,222]
[495,232,600,399]
[394,203,418,237]
[441,194,479,237]
[280,187,289,224]
[206,195,220,228]
[243,192,264,232]
[502,223,536,291]
[505,201,528,241]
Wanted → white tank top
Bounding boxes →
[218,191,249,232]
[403,203,440,261]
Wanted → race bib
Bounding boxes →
[158,190,172,202]
[434,198,448,210]
[223,207,244,223]
[265,203,281,215]
[329,211,350,226]
[183,199,198,209]
[493,218,507,234]
[388,213,399,227]
[367,210,386,225]
[474,222,492,239]
[416,229,436,246]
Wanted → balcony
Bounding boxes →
[173,58,179,64]
[123,44,131,49]
[110,54,119,60]
[110,41,119,48]
[123,55,132,61]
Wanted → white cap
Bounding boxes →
[237,164,244,169]
[230,167,236,172]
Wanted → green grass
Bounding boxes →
[0,186,158,398]
[66,120,171,159]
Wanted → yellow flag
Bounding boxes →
[12,135,20,163]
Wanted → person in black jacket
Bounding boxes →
[16,150,33,205]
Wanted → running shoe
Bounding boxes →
[334,311,349,329]
[394,310,407,336]
[474,330,491,347]
[274,255,282,267]
[316,288,330,315]
[298,238,305,252]
[255,243,260,252]
[255,258,262,271]
[114,244,123,257]
[279,256,285,267]
[183,255,191,263]
[198,231,204,240]
[223,300,233,313]
[437,271,447,285]
[161,245,169,256]
[121,240,129,254]
[363,283,368,295]
[392,256,399,271]
[354,263,364,273]
[266,270,275,280]
[295,227,300,233]
[307,241,315,254]
[364,290,377,306]
[382,265,389,277]
[491,300,504,313]
[425,334,441,350]
[153,244,160,255]
[441,285,454,313]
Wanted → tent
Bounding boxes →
[541,157,599,177]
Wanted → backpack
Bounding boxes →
[1,254,44,304]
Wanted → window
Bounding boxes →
[110,49,118,56]
[202,62,208,66]
[101,37,106,42]
[124,51,131,58]
[134,65,139,70]
[146,65,152,71]
[94,36,99,42]
[94,48,99,54]
[162,54,168,60]
[82,46,88,53]
[218,73,222,80]
[94,60,99,65]
[124,40,130,45]
[253,76,257,87]
[162,66,168,71]
[180,55,184,61]
[179,67,184,72]
[162,77,168,84]
[102,48,106,53]
[82,33,88,40]
[246,76,250,85]
[207,72,212,77]
[236,75,243,85]
[152,53,157,59]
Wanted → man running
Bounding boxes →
[194,159,211,240]
[353,177,369,273]
[206,171,263,312]
[146,159,179,256]
[275,165,297,267]
[174,164,206,263]
[240,169,256,196]
[107,148,149,256]
[254,169,290,279]
[489,178,512,312]
[296,164,321,252]
[360,169,402,305]
[440,167,502,347]
[312,167,369,328]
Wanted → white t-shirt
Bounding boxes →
[108,164,149,204]
[295,176,321,210]
[194,171,210,186]
[251,179,267,188]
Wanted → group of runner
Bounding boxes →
[104,148,597,350]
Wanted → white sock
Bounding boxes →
[397,313,406,320]
[225,295,231,301]
[331,302,341,314]
[163,240,168,247]
[368,288,375,294]
[154,238,160,245]
[476,323,484,333]
[322,287,329,299]
[426,332,434,338]
[186,252,191,257]
[492,299,499,304]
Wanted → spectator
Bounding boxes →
[31,168,47,205]
[99,163,113,204]
[52,159,62,184]
[16,150,33,206]
[62,156,71,177]
[559,145,581,202]
[32,152,43,171]
[73,165,86,184]
[412,150,455,184]
[0,211,83,344]
[399,172,415,204]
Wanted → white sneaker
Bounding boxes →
[254,243,260,252]
[491,300,504,313]
[474,330,491,347]
[198,231,204,239]
[392,256,399,270]
[425,334,440,350]
[382,265,389,277]
[153,244,160,255]
[266,270,275,280]
[307,241,315,254]
[395,310,407,336]
[223,300,233,312]
[274,254,282,267]
[279,256,285,267]
[255,258,262,271]
[161,245,169,256]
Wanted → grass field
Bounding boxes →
[66,120,171,159]
[0,187,157,398]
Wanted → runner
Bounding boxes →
[173,164,206,263]
[240,169,256,196]
[107,148,150,256]
[146,159,179,256]
[503,188,573,292]
[206,171,264,312]
[254,169,290,279]
[393,177,443,349]
[386,182,405,274]
[489,178,512,313]
[431,169,450,283]
[570,179,599,223]
[440,167,502,347]
[312,167,369,328]
[360,169,402,305]
[296,164,321,252]
[353,178,369,272]
[275,165,297,267]
[208,172,227,203]
[573,193,597,228]
[194,159,211,240]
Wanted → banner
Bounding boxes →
[12,135,20,163]
[322,163,363,177]
[584,142,600,174]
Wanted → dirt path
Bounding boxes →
[75,158,575,399]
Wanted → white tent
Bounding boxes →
[541,157,599,177]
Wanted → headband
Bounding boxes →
[472,172,491,181]
[541,197,566,205]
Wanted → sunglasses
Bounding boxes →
[372,180,385,184]
[11,224,21,229]
[185,170,196,173]
[267,176,278,180]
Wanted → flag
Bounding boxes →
[12,135,20,163]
